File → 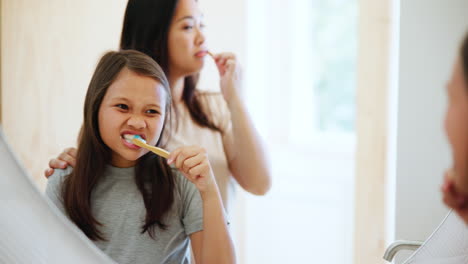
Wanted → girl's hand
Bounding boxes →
[212,52,242,104]
[441,169,468,224]
[44,147,77,178]
[167,146,216,193]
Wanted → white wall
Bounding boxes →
[392,0,468,262]
[197,0,246,93]
[1,0,127,186]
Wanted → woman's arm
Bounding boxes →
[213,52,272,195]
[168,146,236,264]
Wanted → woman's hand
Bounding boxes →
[441,168,468,224]
[167,146,216,194]
[44,147,77,178]
[212,52,242,105]
[211,52,272,196]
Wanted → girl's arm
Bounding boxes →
[168,146,236,264]
[213,52,272,196]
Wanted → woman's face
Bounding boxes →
[167,0,208,77]
[98,68,167,168]
[445,58,468,176]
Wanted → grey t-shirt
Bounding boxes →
[45,165,203,264]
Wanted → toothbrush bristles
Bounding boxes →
[123,134,146,144]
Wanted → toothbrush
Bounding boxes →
[124,134,170,159]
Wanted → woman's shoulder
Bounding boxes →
[194,90,231,131]
[194,90,222,97]
[194,90,225,105]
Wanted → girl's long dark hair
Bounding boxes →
[62,50,175,241]
[120,0,222,132]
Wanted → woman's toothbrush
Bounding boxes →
[124,135,170,159]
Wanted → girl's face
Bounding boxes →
[167,0,207,77]
[445,58,468,177]
[98,68,167,168]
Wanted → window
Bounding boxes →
[242,0,357,262]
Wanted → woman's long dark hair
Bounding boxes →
[62,50,175,241]
[120,0,222,132]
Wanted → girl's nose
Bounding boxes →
[127,115,146,129]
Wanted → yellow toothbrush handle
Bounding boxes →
[132,139,170,159]
[146,145,170,159]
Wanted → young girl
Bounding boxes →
[442,31,468,224]
[45,50,235,264]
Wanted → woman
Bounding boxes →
[45,0,271,213]
[441,31,468,223]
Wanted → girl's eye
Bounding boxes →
[183,25,193,30]
[116,104,128,110]
[146,109,160,115]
